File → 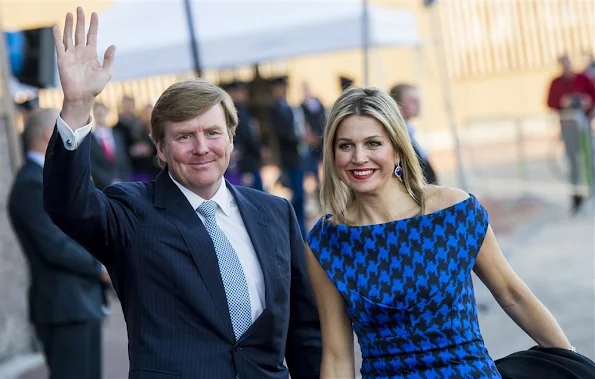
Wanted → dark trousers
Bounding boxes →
[35,319,102,379]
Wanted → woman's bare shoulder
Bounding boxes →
[423,185,470,213]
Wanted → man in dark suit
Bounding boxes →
[300,82,326,187]
[43,8,321,379]
[269,76,306,237]
[89,101,132,189]
[222,80,264,191]
[8,108,107,379]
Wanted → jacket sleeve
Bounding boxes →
[43,125,137,268]
[284,199,322,379]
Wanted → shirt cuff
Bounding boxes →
[56,116,93,150]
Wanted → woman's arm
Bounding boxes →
[305,246,356,378]
[473,225,573,349]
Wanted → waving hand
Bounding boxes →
[53,7,115,128]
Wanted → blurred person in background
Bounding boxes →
[128,103,160,181]
[389,83,439,185]
[90,101,132,189]
[546,54,595,214]
[114,95,158,181]
[8,108,108,379]
[114,95,144,159]
[16,97,40,154]
[301,82,326,190]
[223,80,264,191]
[270,76,306,236]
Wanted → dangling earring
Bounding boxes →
[394,163,403,181]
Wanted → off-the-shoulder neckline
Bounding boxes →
[321,194,476,229]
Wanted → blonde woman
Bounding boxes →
[305,87,593,378]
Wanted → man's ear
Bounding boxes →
[156,141,166,163]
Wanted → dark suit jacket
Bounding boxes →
[8,158,104,325]
[43,128,322,379]
[270,100,302,170]
[301,99,326,161]
[90,128,132,189]
[235,104,262,173]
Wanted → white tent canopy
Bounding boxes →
[84,0,419,83]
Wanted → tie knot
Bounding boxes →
[197,200,218,218]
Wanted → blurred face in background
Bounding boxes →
[398,87,420,121]
[93,103,109,126]
[121,96,136,116]
[559,56,572,76]
[272,83,287,99]
[228,87,248,105]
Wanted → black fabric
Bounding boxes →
[495,346,595,379]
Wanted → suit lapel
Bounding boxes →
[227,184,277,342]
[153,171,235,339]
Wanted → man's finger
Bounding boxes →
[52,25,65,58]
[63,12,74,50]
[74,7,86,46]
[87,12,98,47]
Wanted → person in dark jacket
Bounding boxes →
[269,76,306,236]
[223,80,264,191]
[8,108,108,379]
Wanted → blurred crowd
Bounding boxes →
[12,74,441,239]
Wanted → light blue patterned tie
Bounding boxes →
[197,200,252,341]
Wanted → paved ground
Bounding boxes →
[16,138,595,378]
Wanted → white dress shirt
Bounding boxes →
[169,176,265,323]
[55,115,266,323]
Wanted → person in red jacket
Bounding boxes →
[546,54,595,214]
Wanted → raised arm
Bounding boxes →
[43,8,133,267]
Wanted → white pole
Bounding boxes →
[362,0,370,86]
[428,2,467,190]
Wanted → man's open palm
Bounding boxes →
[53,7,115,103]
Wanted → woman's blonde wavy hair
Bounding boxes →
[320,86,426,225]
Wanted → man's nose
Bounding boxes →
[192,136,209,155]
